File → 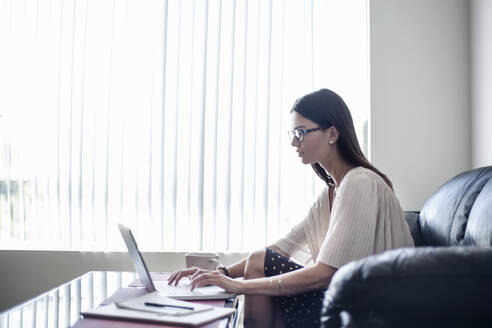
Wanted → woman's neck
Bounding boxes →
[320,156,354,188]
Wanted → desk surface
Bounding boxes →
[0,271,239,328]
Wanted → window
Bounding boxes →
[0,0,369,251]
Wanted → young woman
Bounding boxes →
[168,89,414,328]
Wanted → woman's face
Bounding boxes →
[290,111,333,165]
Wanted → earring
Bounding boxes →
[329,141,334,144]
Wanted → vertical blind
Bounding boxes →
[0,0,369,251]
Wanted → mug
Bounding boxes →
[185,252,220,270]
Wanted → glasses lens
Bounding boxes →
[288,129,303,142]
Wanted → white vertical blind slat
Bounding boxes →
[67,0,78,249]
[310,0,314,89]
[251,0,261,249]
[276,0,287,237]
[171,0,183,250]
[160,0,169,250]
[147,74,153,246]
[197,0,209,250]
[263,0,273,244]
[239,0,248,250]
[19,177,25,241]
[224,0,237,250]
[211,0,223,250]
[77,0,89,248]
[90,49,97,247]
[55,0,64,246]
[184,0,195,249]
[103,0,118,249]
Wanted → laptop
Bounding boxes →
[118,223,236,300]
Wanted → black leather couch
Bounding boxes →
[320,166,492,328]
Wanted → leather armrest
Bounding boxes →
[404,211,425,246]
[322,247,492,327]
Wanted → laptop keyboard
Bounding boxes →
[154,280,228,296]
[155,281,205,296]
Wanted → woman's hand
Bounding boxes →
[167,267,212,286]
[190,270,244,294]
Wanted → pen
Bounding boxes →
[144,302,194,310]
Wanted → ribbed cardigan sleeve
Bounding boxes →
[316,172,380,268]
[273,187,331,265]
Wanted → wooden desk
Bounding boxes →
[0,271,240,328]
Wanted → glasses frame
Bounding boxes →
[288,126,326,142]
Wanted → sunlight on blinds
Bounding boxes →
[0,0,369,251]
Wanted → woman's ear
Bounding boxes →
[328,127,339,144]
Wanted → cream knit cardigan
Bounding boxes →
[274,167,414,268]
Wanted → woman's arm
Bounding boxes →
[244,262,335,295]
[222,258,246,278]
[191,261,336,296]
[170,245,290,285]
[222,244,290,278]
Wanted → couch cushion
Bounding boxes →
[404,211,425,246]
[419,166,492,246]
[321,247,492,327]
[464,177,492,246]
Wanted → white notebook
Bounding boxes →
[115,292,213,316]
[82,292,236,327]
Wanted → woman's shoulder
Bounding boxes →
[341,166,390,191]
[337,166,397,206]
[344,166,382,182]
[315,185,331,204]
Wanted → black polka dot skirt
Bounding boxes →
[264,248,326,328]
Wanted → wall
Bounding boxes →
[471,0,492,168]
[370,0,471,211]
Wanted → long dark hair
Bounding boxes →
[291,89,393,189]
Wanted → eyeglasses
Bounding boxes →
[288,127,325,142]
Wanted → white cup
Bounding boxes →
[185,252,220,270]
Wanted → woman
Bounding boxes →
[168,89,414,327]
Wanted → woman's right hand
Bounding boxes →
[167,267,213,286]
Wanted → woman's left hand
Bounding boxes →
[190,271,243,294]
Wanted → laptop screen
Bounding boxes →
[118,223,156,293]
